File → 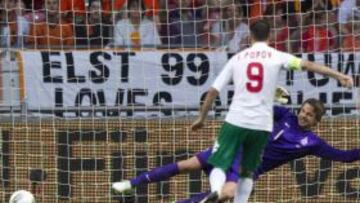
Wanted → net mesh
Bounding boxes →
[0,0,359,202]
[0,118,359,202]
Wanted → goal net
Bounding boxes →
[0,0,359,202]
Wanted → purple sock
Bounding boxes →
[130,163,179,186]
[176,192,210,203]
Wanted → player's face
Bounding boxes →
[89,1,101,20]
[297,103,318,130]
[129,2,141,19]
[46,0,59,14]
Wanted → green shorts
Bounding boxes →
[208,122,269,172]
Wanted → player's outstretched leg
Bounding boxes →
[112,163,179,193]
[198,167,226,203]
[234,170,254,203]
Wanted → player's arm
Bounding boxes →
[301,60,353,88]
[312,139,360,162]
[282,53,353,88]
[112,153,204,193]
[191,58,233,131]
[191,88,219,131]
[273,106,289,121]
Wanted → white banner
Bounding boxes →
[20,51,359,116]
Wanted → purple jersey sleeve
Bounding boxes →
[273,106,290,121]
[311,138,360,162]
[197,107,360,183]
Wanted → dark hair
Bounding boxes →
[250,19,270,41]
[301,98,326,121]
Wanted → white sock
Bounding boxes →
[209,167,226,194]
[234,178,254,203]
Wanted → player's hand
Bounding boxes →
[338,75,353,88]
[274,86,289,104]
[191,117,205,131]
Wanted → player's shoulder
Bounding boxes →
[227,51,245,63]
[303,130,322,144]
[255,44,288,58]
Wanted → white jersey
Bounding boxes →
[212,42,301,132]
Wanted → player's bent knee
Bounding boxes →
[240,169,253,178]
[177,156,201,173]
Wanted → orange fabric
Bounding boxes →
[249,0,263,22]
[28,22,74,47]
[60,0,86,15]
[330,0,341,7]
[112,0,126,10]
[143,0,159,15]
[302,25,334,52]
[101,0,113,12]
[342,35,360,52]
[103,0,159,16]
[249,0,281,22]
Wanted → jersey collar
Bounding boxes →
[252,42,268,47]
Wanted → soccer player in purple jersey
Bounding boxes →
[191,19,352,203]
[112,98,360,202]
[191,98,360,202]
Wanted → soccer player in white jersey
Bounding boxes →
[190,19,353,203]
